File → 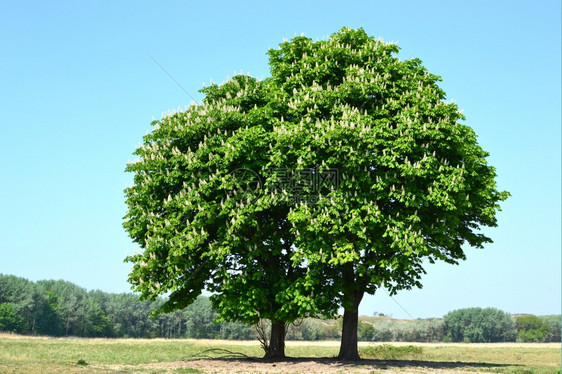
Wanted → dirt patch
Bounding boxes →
[109,357,508,374]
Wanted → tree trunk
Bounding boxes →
[337,291,364,360]
[338,261,364,360]
[265,321,286,359]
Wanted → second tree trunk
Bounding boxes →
[265,321,286,359]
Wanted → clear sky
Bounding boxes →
[0,0,560,319]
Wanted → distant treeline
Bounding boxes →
[0,274,559,342]
[0,274,252,339]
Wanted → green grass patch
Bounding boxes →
[359,344,423,360]
[0,336,244,373]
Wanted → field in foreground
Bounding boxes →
[0,334,560,374]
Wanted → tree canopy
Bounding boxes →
[263,27,509,359]
[443,307,516,342]
[123,27,509,359]
[515,315,551,342]
[123,73,327,358]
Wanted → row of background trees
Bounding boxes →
[0,274,252,339]
[0,274,559,342]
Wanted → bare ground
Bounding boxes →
[107,357,508,374]
[103,341,559,373]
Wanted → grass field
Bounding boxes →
[0,334,559,373]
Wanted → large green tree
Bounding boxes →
[124,27,508,360]
[264,28,508,359]
[123,74,331,358]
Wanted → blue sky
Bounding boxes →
[0,0,560,319]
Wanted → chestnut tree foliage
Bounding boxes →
[264,29,509,359]
[123,27,508,359]
[123,73,328,358]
